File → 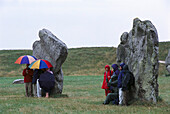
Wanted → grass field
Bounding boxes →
[0,42,170,77]
[0,42,170,113]
[0,75,170,113]
[0,47,116,77]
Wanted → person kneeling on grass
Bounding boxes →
[103,64,120,105]
[22,64,33,97]
[39,68,55,98]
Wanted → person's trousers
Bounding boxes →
[104,93,118,104]
[33,84,37,97]
[119,88,123,105]
[105,89,111,96]
[123,90,129,105]
[25,82,32,97]
[37,79,42,97]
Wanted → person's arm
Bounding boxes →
[110,80,118,87]
[112,74,118,81]
[106,72,109,83]
[28,69,33,76]
[101,72,107,89]
[22,69,26,76]
[117,72,122,88]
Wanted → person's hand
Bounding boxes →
[26,70,28,74]
[107,83,110,87]
[122,87,125,91]
[110,86,113,91]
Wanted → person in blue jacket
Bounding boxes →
[117,63,125,105]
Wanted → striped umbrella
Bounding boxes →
[29,59,53,69]
[15,55,37,64]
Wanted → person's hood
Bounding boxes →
[111,64,118,71]
[123,65,129,71]
[120,63,125,69]
[105,65,110,71]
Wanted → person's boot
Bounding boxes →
[103,101,109,105]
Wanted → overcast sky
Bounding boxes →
[0,0,169,49]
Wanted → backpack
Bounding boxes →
[129,72,135,87]
[122,71,135,88]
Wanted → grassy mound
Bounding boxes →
[0,42,169,77]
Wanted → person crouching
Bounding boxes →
[101,65,113,96]
[39,68,55,98]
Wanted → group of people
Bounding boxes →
[101,63,135,106]
[22,62,134,102]
[22,64,55,98]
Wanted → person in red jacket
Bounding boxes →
[23,64,33,97]
[101,65,113,96]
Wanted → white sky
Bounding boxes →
[0,0,170,49]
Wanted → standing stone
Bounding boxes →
[13,79,24,84]
[165,49,170,73]
[33,29,68,94]
[117,18,159,103]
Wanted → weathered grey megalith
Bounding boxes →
[33,29,68,94]
[117,18,159,103]
[165,49,170,73]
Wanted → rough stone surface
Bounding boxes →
[165,49,170,73]
[33,29,68,94]
[117,18,159,103]
[13,79,24,84]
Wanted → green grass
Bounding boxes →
[62,47,117,76]
[0,42,169,77]
[0,47,116,77]
[0,43,170,113]
[0,50,32,77]
[0,76,170,113]
[159,42,170,61]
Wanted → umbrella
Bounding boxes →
[29,59,53,69]
[15,55,37,64]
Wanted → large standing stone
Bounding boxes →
[165,49,170,73]
[117,18,159,103]
[33,29,68,94]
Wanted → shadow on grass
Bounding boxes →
[130,96,168,107]
[50,94,69,98]
[165,74,170,77]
